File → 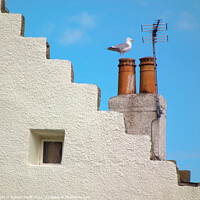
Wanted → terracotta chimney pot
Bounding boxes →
[118,58,136,95]
[139,57,156,93]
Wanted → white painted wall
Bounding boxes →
[0,12,199,200]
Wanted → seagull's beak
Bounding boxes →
[131,39,134,41]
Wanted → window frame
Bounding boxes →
[39,138,63,165]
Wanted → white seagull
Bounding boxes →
[107,37,134,57]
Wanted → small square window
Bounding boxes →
[41,139,63,164]
[29,129,65,165]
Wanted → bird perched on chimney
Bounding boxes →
[107,37,134,57]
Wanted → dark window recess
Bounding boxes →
[43,142,62,164]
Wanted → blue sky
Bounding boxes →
[7,0,200,182]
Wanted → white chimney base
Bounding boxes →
[109,94,166,160]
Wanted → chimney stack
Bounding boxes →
[139,57,156,93]
[109,57,166,160]
[118,58,136,95]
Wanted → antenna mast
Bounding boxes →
[141,19,168,118]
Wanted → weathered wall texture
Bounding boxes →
[109,94,166,160]
[0,13,200,200]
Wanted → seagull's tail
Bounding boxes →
[107,47,113,50]
[107,47,119,52]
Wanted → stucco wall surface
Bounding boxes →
[109,94,166,160]
[0,13,200,200]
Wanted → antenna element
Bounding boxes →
[141,19,168,118]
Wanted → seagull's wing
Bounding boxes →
[107,43,129,52]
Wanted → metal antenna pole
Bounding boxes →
[141,19,168,119]
[152,20,162,118]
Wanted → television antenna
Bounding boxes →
[141,19,168,118]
